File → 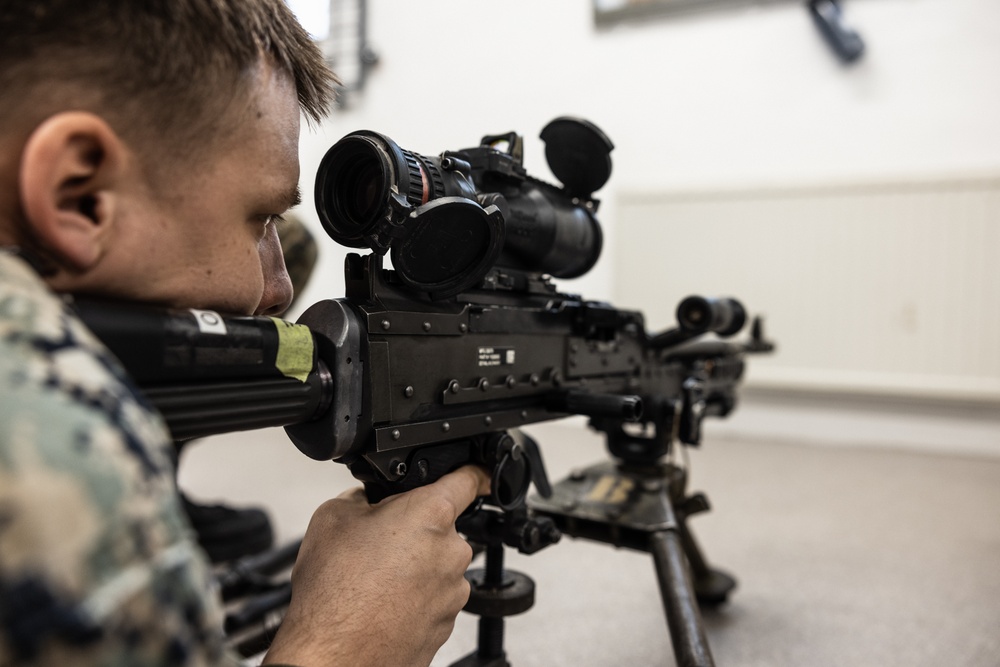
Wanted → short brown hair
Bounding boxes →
[0,0,337,155]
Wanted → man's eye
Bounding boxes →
[255,214,288,232]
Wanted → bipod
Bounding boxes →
[452,506,560,667]
[529,457,734,667]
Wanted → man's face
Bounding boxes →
[105,63,300,316]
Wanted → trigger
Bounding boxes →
[460,496,486,520]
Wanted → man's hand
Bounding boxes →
[263,465,491,667]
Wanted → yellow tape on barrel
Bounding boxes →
[270,318,314,383]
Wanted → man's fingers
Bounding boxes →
[427,465,491,522]
[455,464,492,497]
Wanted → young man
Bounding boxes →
[0,2,488,666]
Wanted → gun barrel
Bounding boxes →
[74,298,334,442]
[143,365,333,442]
[677,297,746,337]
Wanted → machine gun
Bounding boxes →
[78,117,773,667]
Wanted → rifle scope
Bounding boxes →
[315,118,614,299]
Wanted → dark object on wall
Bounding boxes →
[809,0,865,63]
[321,0,378,108]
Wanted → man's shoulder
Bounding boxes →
[0,249,181,576]
[0,250,101,351]
[0,250,170,472]
[0,251,233,665]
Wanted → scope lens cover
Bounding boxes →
[539,117,614,198]
[390,197,505,300]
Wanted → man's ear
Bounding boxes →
[19,112,127,272]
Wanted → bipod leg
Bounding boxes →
[650,530,716,667]
[676,495,737,606]
[530,460,724,665]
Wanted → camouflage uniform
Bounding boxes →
[0,250,238,666]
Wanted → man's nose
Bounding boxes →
[255,223,294,317]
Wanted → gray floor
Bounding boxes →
[179,398,1000,666]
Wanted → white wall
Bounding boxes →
[291,0,1000,400]
[615,178,1000,402]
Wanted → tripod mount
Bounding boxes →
[452,506,561,667]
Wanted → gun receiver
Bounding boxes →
[283,249,765,509]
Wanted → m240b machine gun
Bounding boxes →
[79,118,773,667]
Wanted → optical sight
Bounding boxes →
[315,117,614,299]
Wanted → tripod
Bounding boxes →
[451,418,733,667]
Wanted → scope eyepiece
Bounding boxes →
[315,131,430,249]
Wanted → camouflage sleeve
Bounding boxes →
[0,253,240,667]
